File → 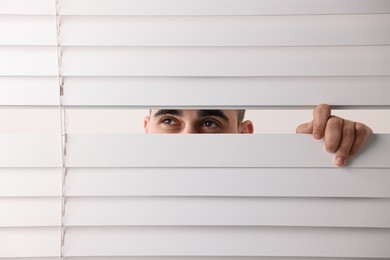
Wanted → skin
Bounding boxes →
[296,104,373,167]
[144,109,254,134]
[144,104,373,167]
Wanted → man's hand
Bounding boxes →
[296,104,373,167]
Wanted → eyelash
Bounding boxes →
[160,117,178,125]
[159,117,221,128]
[201,119,221,128]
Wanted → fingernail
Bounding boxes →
[313,132,322,139]
[335,157,345,167]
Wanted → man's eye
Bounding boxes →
[201,120,220,128]
[161,118,178,125]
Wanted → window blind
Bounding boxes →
[0,0,389,259]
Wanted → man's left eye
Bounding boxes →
[201,120,220,128]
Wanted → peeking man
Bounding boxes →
[144,104,373,167]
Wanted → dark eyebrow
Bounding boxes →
[198,110,229,122]
[153,109,183,117]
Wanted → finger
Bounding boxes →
[349,122,373,158]
[324,116,343,153]
[296,121,313,134]
[312,104,331,139]
[334,119,356,167]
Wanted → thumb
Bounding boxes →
[296,120,313,134]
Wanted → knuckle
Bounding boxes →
[313,126,322,133]
[325,118,343,135]
[325,142,337,153]
[356,123,373,137]
[337,147,350,157]
[324,135,340,153]
[317,103,330,111]
[342,124,355,137]
[327,117,343,128]
[315,104,331,116]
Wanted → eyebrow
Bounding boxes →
[153,109,183,117]
[198,110,229,122]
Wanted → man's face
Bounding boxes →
[144,109,254,134]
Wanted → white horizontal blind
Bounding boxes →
[0,0,389,259]
[0,0,61,257]
[1,1,390,108]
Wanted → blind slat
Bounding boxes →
[65,197,390,228]
[0,15,56,45]
[2,76,390,108]
[62,76,390,108]
[62,46,390,76]
[0,134,62,167]
[0,46,58,76]
[0,168,62,196]
[64,226,390,257]
[60,15,390,47]
[0,0,55,15]
[65,168,390,198]
[66,134,390,168]
[0,77,59,106]
[58,0,390,15]
[0,227,60,257]
[0,258,59,260]
[42,256,386,260]
[0,198,61,227]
